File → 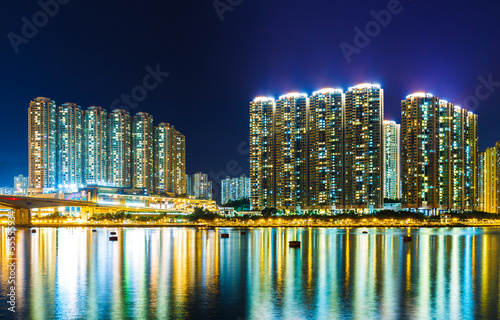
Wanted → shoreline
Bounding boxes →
[4,222,500,229]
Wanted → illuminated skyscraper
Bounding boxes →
[275,93,309,209]
[83,106,108,185]
[401,93,478,212]
[221,174,250,205]
[132,112,154,191]
[154,122,186,195]
[173,129,186,195]
[108,109,132,188]
[344,84,384,210]
[250,84,383,212]
[309,89,344,209]
[57,102,83,189]
[14,174,28,195]
[383,120,400,200]
[249,97,276,210]
[28,97,57,189]
[478,143,500,213]
[187,172,212,200]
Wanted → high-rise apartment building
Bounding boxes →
[401,93,478,211]
[108,109,132,188]
[154,122,186,195]
[187,172,212,200]
[132,112,154,191]
[29,99,187,194]
[275,93,309,209]
[83,106,108,185]
[309,89,344,209]
[14,174,28,195]
[383,120,400,200]
[344,84,384,209]
[221,174,250,204]
[478,142,500,213]
[28,97,57,189]
[173,131,186,195]
[57,102,83,189]
[250,97,276,209]
[249,84,383,212]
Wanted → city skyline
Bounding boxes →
[27,96,187,195]
[3,1,500,319]
[250,86,484,212]
[2,1,500,187]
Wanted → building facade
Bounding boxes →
[28,97,57,189]
[275,93,309,209]
[221,174,250,205]
[108,109,132,188]
[344,84,384,210]
[309,89,345,209]
[249,97,276,209]
[14,174,29,195]
[478,142,500,213]
[401,93,478,212]
[29,99,187,194]
[249,84,383,212]
[187,172,212,200]
[132,112,154,191]
[383,120,401,200]
[57,102,83,190]
[83,106,108,186]
[154,123,186,195]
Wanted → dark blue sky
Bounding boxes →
[0,0,499,187]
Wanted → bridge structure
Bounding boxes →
[0,193,218,225]
[0,195,98,225]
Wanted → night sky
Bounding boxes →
[1,0,499,188]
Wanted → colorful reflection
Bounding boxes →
[1,227,500,319]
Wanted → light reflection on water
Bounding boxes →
[1,227,500,319]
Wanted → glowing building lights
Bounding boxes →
[29,99,186,194]
[28,97,57,189]
[401,93,478,211]
[344,84,384,209]
[383,121,401,200]
[132,112,154,191]
[154,123,186,195]
[84,106,108,186]
[250,84,383,211]
[478,142,500,213]
[57,102,83,188]
[108,109,132,188]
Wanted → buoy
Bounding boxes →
[221,233,229,238]
[362,231,368,234]
[109,236,118,241]
[92,229,97,232]
[289,241,301,248]
[241,232,247,235]
[403,236,412,241]
[110,231,117,235]
[31,229,36,233]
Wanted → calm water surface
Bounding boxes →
[1,227,500,319]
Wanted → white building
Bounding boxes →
[187,172,212,200]
[221,174,250,205]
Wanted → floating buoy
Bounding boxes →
[289,241,301,248]
[403,236,412,241]
[110,231,117,235]
[362,231,368,234]
[241,232,246,235]
[92,229,97,232]
[31,229,36,233]
[221,233,229,238]
[109,236,118,241]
